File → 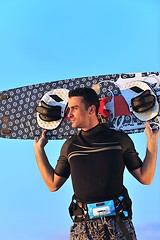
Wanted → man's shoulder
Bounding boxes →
[63,134,78,146]
[100,123,123,134]
[100,123,128,139]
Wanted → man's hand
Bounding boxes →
[34,129,48,149]
[33,129,67,191]
[145,122,160,150]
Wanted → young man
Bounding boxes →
[34,88,160,240]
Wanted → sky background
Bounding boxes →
[0,0,160,239]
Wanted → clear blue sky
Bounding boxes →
[0,0,160,239]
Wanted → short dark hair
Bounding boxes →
[68,87,100,115]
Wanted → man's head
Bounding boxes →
[67,88,100,130]
[68,87,100,115]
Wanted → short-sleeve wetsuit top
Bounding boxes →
[55,124,142,203]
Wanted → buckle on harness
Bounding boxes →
[87,200,116,219]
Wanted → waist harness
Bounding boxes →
[69,194,132,240]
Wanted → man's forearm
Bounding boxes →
[34,145,55,190]
[140,139,157,184]
[132,122,159,184]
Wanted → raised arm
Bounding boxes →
[34,130,67,191]
[131,122,160,184]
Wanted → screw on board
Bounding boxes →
[0,94,9,100]
[0,128,11,135]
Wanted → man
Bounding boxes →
[34,87,159,239]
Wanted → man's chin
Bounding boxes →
[71,124,77,129]
[71,122,79,129]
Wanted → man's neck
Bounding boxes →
[81,120,99,132]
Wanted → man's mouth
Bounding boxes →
[69,117,74,122]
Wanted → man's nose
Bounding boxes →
[67,109,73,118]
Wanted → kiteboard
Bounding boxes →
[0,71,160,140]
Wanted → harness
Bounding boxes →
[69,193,132,240]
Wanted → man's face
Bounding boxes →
[67,96,90,129]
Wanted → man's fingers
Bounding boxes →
[41,129,47,137]
[145,121,151,131]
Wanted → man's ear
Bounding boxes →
[89,105,96,114]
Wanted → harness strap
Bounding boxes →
[116,215,132,240]
[115,197,132,240]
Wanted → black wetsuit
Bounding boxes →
[55,123,142,203]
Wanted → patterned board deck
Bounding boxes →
[0,71,160,140]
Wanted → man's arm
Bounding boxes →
[131,122,160,184]
[34,130,67,191]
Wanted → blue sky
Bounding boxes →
[0,0,160,239]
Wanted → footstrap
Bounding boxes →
[35,101,62,121]
[131,90,155,113]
